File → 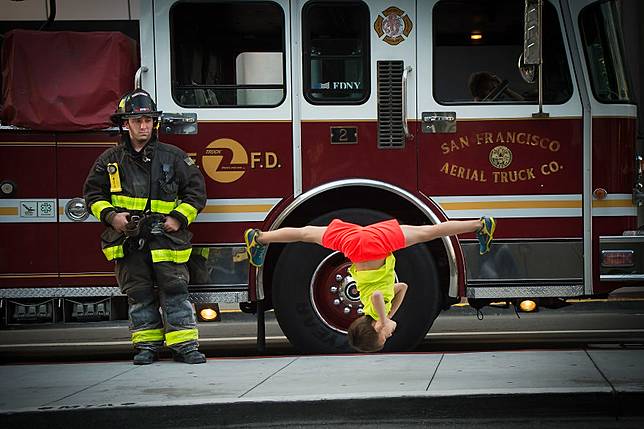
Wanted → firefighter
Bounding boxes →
[84,89,207,365]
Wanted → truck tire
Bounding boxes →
[272,208,442,354]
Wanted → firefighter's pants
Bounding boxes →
[115,247,199,353]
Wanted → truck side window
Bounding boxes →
[433,0,572,105]
[302,1,370,104]
[579,1,631,103]
[170,2,285,108]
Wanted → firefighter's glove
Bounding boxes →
[123,216,142,237]
[163,215,181,233]
[104,211,117,226]
[150,219,165,236]
[107,211,132,234]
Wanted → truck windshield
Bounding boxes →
[579,1,631,103]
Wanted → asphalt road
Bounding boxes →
[1,292,642,362]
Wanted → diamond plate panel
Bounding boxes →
[1,288,249,303]
[466,284,584,299]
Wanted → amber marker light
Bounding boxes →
[593,188,607,200]
[470,32,483,41]
[601,250,634,267]
[519,300,537,312]
[199,308,218,321]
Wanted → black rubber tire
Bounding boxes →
[272,208,442,354]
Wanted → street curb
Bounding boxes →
[2,391,643,428]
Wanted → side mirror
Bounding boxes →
[523,0,542,65]
[523,0,548,117]
[518,53,537,83]
[159,113,198,135]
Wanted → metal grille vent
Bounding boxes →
[377,60,405,149]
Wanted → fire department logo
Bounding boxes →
[374,7,413,46]
[489,145,513,169]
[201,138,281,184]
[202,138,248,183]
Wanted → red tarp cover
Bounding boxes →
[1,29,138,131]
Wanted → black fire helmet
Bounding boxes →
[110,89,162,125]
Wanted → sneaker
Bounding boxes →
[173,350,206,364]
[244,228,267,267]
[133,349,159,365]
[476,216,496,255]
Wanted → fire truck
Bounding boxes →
[0,0,641,354]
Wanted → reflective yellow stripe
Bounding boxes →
[111,195,147,211]
[91,200,114,220]
[151,199,177,214]
[174,202,198,224]
[165,328,198,346]
[592,199,633,208]
[439,200,581,210]
[132,329,164,343]
[192,247,210,258]
[150,248,192,263]
[102,245,124,260]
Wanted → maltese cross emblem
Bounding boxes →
[374,6,413,46]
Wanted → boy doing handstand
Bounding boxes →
[245,216,495,352]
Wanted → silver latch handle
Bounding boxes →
[135,66,149,89]
[402,66,413,139]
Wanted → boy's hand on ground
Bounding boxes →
[375,318,397,339]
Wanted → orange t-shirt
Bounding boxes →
[321,218,406,263]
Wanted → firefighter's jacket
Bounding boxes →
[83,135,206,263]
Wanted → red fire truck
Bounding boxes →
[0,0,640,353]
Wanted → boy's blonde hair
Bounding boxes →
[347,315,383,352]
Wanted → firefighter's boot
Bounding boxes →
[173,349,206,364]
[133,349,159,365]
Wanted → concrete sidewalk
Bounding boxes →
[1,348,643,428]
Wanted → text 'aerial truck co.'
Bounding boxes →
[0,0,641,353]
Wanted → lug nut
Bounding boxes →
[343,307,351,314]
[357,308,364,315]
[335,274,343,281]
[333,299,340,306]
[330,286,338,293]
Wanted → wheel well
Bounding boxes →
[260,185,452,310]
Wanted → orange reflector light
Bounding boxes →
[519,300,537,312]
[601,250,634,267]
[199,308,218,321]
[593,188,607,200]
[470,33,482,40]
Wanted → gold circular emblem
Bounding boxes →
[202,138,248,183]
[489,145,512,169]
